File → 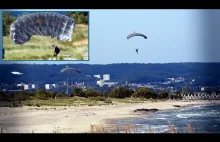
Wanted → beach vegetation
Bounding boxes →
[0,86,183,107]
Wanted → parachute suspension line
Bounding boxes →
[36,14,48,38]
[60,16,69,41]
[16,20,48,44]
[26,15,46,41]
[51,13,56,46]
[25,15,50,43]
[36,14,52,45]
[43,12,55,45]
[56,15,62,41]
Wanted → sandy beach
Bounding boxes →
[0,100,220,133]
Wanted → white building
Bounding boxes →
[17,83,23,87]
[23,84,38,90]
[97,80,104,87]
[23,84,32,90]
[32,84,39,89]
[201,88,204,91]
[104,82,118,87]
[103,74,110,81]
[45,84,59,90]
[94,74,101,79]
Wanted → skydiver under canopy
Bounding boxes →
[51,44,60,60]
[136,48,138,54]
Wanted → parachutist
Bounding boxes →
[127,32,147,39]
[60,67,81,73]
[136,48,138,54]
[51,44,60,60]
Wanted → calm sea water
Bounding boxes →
[114,103,220,133]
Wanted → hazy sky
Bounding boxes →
[1,9,220,64]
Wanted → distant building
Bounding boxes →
[201,87,211,92]
[17,83,23,87]
[97,80,104,87]
[104,82,118,87]
[94,74,101,79]
[32,84,39,89]
[201,87,205,91]
[23,84,38,90]
[45,84,59,90]
[23,84,32,90]
[103,74,110,81]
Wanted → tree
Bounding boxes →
[182,85,191,94]
[35,89,52,100]
[133,87,157,99]
[109,87,133,98]
[83,89,102,97]
[66,12,88,24]
[3,12,16,36]
[158,90,169,99]
[73,88,86,97]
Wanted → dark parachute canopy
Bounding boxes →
[127,32,147,39]
[60,67,81,73]
[10,12,75,45]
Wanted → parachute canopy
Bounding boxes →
[60,67,81,73]
[10,12,75,45]
[127,32,147,39]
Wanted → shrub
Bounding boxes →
[88,96,105,101]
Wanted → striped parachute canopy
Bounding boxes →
[127,32,147,39]
[10,12,75,45]
[60,67,81,73]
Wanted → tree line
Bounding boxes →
[0,87,182,103]
[1,63,220,87]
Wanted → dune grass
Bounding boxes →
[0,123,194,133]
[89,122,194,133]
[20,96,113,107]
[0,97,159,108]
[3,24,88,60]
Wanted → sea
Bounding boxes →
[112,103,220,133]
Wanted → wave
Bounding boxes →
[176,113,202,118]
[155,118,167,120]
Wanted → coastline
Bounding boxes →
[0,100,219,133]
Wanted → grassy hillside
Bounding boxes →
[3,24,88,60]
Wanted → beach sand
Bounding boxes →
[0,100,220,133]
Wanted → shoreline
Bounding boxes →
[0,100,219,133]
[102,100,220,130]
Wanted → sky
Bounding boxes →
[1,9,220,64]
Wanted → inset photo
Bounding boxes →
[2,11,89,61]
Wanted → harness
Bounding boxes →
[53,46,60,56]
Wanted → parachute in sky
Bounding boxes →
[11,71,23,75]
[127,32,147,39]
[60,67,81,73]
[10,12,75,45]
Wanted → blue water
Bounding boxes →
[114,104,220,133]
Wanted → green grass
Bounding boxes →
[3,24,88,60]
[0,96,159,108]
[0,97,158,107]
[21,96,113,107]
[110,97,151,104]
